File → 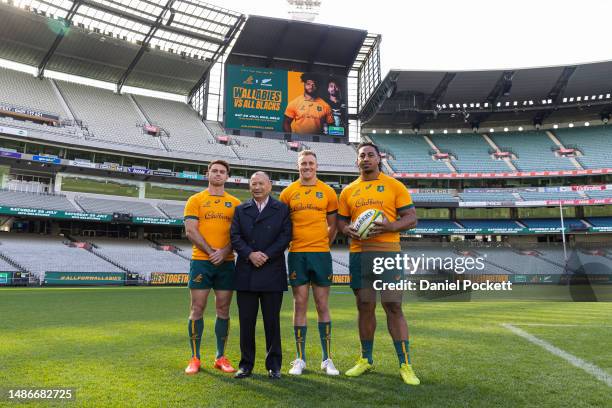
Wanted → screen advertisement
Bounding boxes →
[225,64,348,137]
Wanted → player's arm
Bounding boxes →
[327,213,337,244]
[326,189,339,244]
[336,188,360,240]
[184,218,214,256]
[369,207,417,237]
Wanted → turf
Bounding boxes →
[0,287,610,408]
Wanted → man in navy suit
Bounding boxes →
[230,171,292,379]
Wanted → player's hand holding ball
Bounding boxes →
[349,209,387,239]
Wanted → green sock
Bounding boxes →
[294,326,307,361]
[188,318,203,359]
[318,321,332,361]
[214,317,230,359]
[361,339,374,364]
[393,340,411,366]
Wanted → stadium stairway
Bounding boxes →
[84,241,137,275]
[0,249,28,274]
[423,135,458,173]
[545,130,584,170]
[462,249,521,275]
[481,133,517,171]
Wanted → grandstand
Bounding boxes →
[371,134,452,173]
[89,239,189,279]
[0,234,123,279]
[554,126,611,169]
[0,67,64,116]
[429,133,510,172]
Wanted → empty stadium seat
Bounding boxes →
[429,133,510,172]
[518,191,583,201]
[0,234,122,278]
[0,67,64,116]
[0,189,79,212]
[75,196,163,218]
[489,131,576,171]
[132,95,237,159]
[554,126,611,169]
[371,134,453,173]
[90,239,192,278]
[457,219,522,229]
[519,218,585,229]
[459,192,517,202]
[56,80,162,149]
[584,190,612,199]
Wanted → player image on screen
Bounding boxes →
[183,160,242,376]
[324,77,348,128]
[283,73,333,135]
[279,150,340,376]
[337,142,421,385]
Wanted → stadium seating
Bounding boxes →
[429,134,510,172]
[458,192,517,202]
[585,217,612,227]
[0,189,78,212]
[414,219,461,229]
[90,239,190,278]
[584,190,612,199]
[0,234,123,278]
[553,126,611,169]
[370,134,453,173]
[0,67,64,116]
[204,121,226,136]
[477,247,564,274]
[0,115,80,139]
[232,136,298,164]
[457,220,523,229]
[307,141,356,168]
[132,95,237,159]
[411,193,458,202]
[156,202,185,219]
[0,256,19,271]
[519,218,586,229]
[56,80,162,149]
[489,131,577,171]
[74,196,163,218]
[518,191,583,201]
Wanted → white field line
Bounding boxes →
[501,323,612,387]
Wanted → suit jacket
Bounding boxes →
[230,197,292,292]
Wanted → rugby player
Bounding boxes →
[337,142,420,385]
[183,160,241,375]
[283,73,333,135]
[279,150,340,375]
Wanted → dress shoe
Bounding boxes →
[234,367,252,379]
[268,369,281,380]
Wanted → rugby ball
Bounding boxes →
[352,209,384,239]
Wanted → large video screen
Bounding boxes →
[224,65,348,137]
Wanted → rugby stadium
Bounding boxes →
[0,0,610,407]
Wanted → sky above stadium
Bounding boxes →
[224,0,612,73]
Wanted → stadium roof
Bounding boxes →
[361,61,612,129]
[226,15,367,76]
[0,0,244,95]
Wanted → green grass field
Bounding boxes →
[0,287,610,407]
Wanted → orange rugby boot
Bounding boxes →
[213,356,237,373]
[185,357,201,375]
